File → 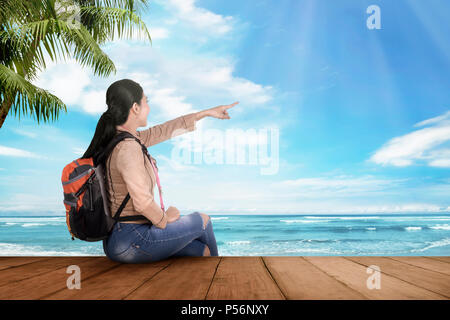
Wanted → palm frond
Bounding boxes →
[87,0,150,13]
[79,5,152,44]
[1,18,117,77]
[0,0,152,128]
[0,63,67,124]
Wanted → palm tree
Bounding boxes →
[0,0,152,129]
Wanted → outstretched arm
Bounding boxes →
[137,101,239,147]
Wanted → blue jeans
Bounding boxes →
[102,211,219,263]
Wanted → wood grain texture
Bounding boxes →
[346,256,450,298]
[305,256,447,300]
[0,257,97,288]
[263,256,367,300]
[426,256,450,264]
[0,256,449,300]
[0,257,120,300]
[125,257,221,300]
[44,258,174,300]
[387,257,450,276]
[206,257,285,300]
[0,257,50,271]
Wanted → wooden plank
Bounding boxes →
[206,257,285,300]
[0,257,98,288]
[263,257,367,300]
[43,258,175,300]
[0,257,51,271]
[0,257,121,300]
[305,256,446,300]
[387,257,450,276]
[426,256,450,264]
[1,256,448,300]
[125,257,221,300]
[346,256,450,298]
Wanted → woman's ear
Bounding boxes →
[131,102,140,114]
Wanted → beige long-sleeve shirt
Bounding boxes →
[105,113,197,225]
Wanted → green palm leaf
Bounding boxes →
[1,18,117,77]
[0,63,66,124]
[0,0,152,129]
[79,6,152,44]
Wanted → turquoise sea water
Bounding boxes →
[0,214,449,256]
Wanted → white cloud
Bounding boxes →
[158,58,274,107]
[414,110,450,127]
[149,87,193,118]
[150,27,170,40]
[272,175,409,198]
[110,25,169,43]
[154,161,449,214]
[162,18,178,25]
[119,55,274,122]
[10,128,37,139]
[31,53,110,115]
[72,147,85,156]
[429,158,450,168]
[30,0,273,123]
[32,58,91,105]
[80,89,107,114]
[0,145,46,159]
[156,154,200,172]
[0,193,62,214]
[370,110,450,167]
[275,203,450,214]
[162,0,233,36]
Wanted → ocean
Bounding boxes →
[0,214,449,256]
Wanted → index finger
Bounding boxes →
[225,101,239,109]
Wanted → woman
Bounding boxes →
[82,79,238,263]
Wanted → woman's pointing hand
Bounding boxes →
[208,101,239,120]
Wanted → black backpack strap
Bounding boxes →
[112,193,130,222]
[118,215,151,222]
[98,132,153,225]
[94,131,136,166]
[111,193,152,224]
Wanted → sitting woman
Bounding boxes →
[82,78,238,263]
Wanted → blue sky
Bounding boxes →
[0,0,449,215]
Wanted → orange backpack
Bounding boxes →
[61,131,151,241]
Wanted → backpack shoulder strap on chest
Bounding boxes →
[94,131,144,166]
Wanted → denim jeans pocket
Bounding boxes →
[117,243,154,263]
[132,243,153,257]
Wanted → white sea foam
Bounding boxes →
[226,241,251,245]
[0,217,65,223]
[366,227,377,231]
[21,223,47,227]
[280,219,331,223]
[211,217,229,221]
[284,248,342,254]
[411,238,450,253]
[0,242,100,256]
[405,227,422,231]
[304,216,380,220]
[429,224,450,230]
[0,217,65,228]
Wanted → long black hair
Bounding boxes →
[82,79,143,162]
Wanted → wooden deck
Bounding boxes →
[0,256,449,300]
